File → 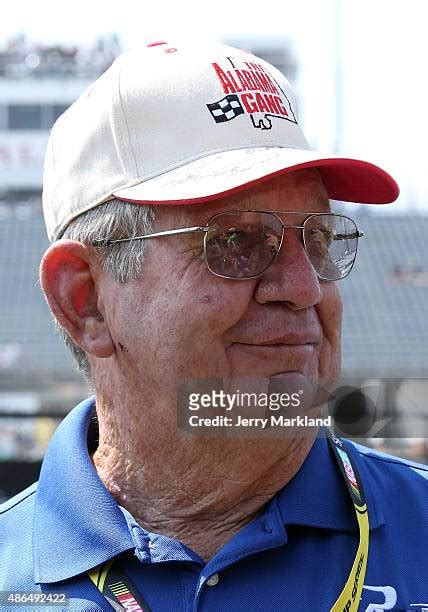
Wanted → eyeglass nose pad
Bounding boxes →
[275,227,316,274]
[253,232,323,309]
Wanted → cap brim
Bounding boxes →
[113,147,399,205]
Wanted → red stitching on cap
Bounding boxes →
[146,41,168,48]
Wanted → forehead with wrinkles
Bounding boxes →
[151,169,330,231]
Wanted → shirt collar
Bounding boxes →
[33,397,134,584]
[276,433,385,532]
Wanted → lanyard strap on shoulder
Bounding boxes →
[88,557,151,611]
[88,432,369,612]
[327,430,370,612]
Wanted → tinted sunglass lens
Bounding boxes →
[304,214,359,280]
[205,212,283,279]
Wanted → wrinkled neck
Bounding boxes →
[92,395,316,561]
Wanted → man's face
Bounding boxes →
[95,169,342,406]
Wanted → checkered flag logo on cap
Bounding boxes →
[207,94,245,123]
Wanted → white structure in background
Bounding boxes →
[0,35,120,196]
[0,79,89,192]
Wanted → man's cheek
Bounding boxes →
[316,284,342,388]
[194,285,256,334]
[317,283,343,335]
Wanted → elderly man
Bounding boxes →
[1,42,427,612]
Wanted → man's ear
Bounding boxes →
[39,239,115,358]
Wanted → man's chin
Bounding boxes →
[267,372,322,412]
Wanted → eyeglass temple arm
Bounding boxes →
[271,224,363,241]
[334,231,364,240]
[91,225,363,246]
[276,226,363,240]
[91,226,208,246]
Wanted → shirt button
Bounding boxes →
[206,574,219,586]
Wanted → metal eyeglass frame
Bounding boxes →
[91,210,364,281]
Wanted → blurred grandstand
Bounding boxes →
[2,206,427,384]
[0,35,427,500]
[0,33,121,79]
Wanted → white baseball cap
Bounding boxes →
[43,41,399,241]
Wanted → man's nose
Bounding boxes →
[253,229,322,309]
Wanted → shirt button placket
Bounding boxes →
[206,573,219,587]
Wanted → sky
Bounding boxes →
[2,0,428,213]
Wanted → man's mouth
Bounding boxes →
[224,342,319,372]
[225,329,321,347]
[237,334,320,347]
[230,342,318,355]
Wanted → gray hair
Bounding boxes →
[56,198,158,379]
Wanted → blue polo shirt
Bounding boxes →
[0,397,427,612]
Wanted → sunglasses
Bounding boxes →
[92,210,363,281]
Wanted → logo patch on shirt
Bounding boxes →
[362,584,397,610]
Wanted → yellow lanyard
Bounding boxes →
[89,432,369,612]
[327,430,370,612]
[88,557,149,611]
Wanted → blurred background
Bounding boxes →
[1,0,428,501]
